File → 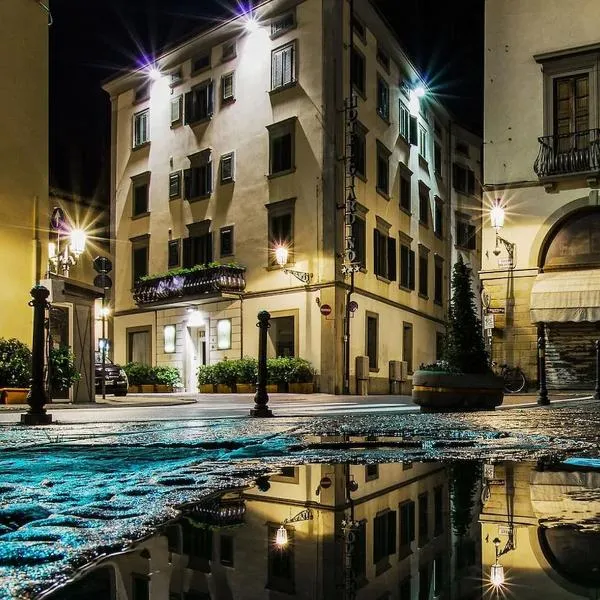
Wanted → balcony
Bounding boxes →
[133,265,246,307]
[534,129,600,182]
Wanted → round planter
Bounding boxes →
[0,388,29,405]
[412,370,504,411]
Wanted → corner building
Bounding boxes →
[483,0,600,389]
[104,0,482,393]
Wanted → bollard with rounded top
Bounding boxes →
[250,310,274,417]
[537,333,549,406]
[21,285,52,425]
[595,340,600,400]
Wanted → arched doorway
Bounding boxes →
[531,208,600,388]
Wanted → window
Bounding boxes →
[365,463,379,481]
[269,315,296,357]
[169,68,183,87]
[376,44,390,71]
[436,332,445,361]
[163,325,176,354]
[434,256,443,305]
[220,226,234,257]
[169,172,181,199]
[376,142,390,196]
[184,164,212,200]
[352,521,367,581]
[377,76,389,120]
[418,492,429,546]
[168,239,180,268]
[170,96,183,126]
[373,228,396,281]
[133,109,149,147]
[220,152,234,183]
[182,519,213,562]
[271,11,296,38]
[434,553,444,595]
[131,574,149,600]
[220,534,234,567]
[399,102,410,140]
[268,525,294,593]
[133,84,149,103]
[554,74,590,150]
[127,326,151,364]
[418,125,428,160]
[419,565,431,600]
[132,178,149,216]
[351,47,366,96]
[373,510,396,570]
[399,577,411,600]
[271,41,296,90]
[352,16,366,42]
[352,216,366,268]
[366,312,378,370]
[183,221,213,267]
[400,242,415,290]
[221,72,235,103]
[352,122,367,179]
[455,140,470,156]
[419,185,429,226]
[268,119,295,175]
[270,466,299,483]
[399,500,415,557]
[456,218,476,250]
[184,80,214,125]
[434,486,444,536]
[191,50,211,74]
[402,323,413,373]
[434,196,443,237]
[217,319,232,350]
[268,199,295,265]
[434,141,442,175]
[453,163,475,195]
[400,170,411,212]
[222,41,236,62]
[418,250,429,298]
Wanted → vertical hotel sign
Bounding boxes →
[342,94,360,276]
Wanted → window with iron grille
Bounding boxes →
[271,11,295,38]
[271,41,296,90]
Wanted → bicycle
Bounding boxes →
[491,361,527,393]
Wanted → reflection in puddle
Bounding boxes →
[45,453,600,600]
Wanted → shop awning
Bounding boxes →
[530,269,600,323]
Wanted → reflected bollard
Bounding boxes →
[595,340,600,400]
[537,333,549,406]
[250,310,274,417]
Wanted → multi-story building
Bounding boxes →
[483,0,600,388]
[0,0,49,343]
[103,0,481,393]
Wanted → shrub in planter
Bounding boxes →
[0,338,32,389]
[49,345,80,396]
[212,359,237,391]
[123,363,155,388]
[288,358,316,393]
[197,364,216,392]
[235,357,257,393]
[153,366,182,391]
[267,357,294,391]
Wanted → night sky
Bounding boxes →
[49,0,483,200]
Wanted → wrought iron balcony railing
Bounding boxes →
[534,128,600,178]
[133,265,246,306]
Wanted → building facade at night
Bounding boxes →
[483,0,600,389]
[103,0,482,393]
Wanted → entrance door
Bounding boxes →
[186,326,207,392]
[49,304,72,400]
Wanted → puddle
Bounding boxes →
[34,456,600,600]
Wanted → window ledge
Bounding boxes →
[375,560,391,577]
[377,111,390,125]
[398,134,410,148]
[399,284,413,293]
[169,195,181,201]
[376,275,390,284]
[170,121,183,130]
[268,167,296,180]
[269,80,298,96]
[434,299,443,306]
[132,97,149,106]
[419,220,429,228]
[221,97,236,106]
[397,546,413,561]
[419,155,429,169]
[369,367,380,374]
[132,211,150,220]
[355,172,367,183]
[454,244,475,251]
[399,206,412,216]
[352,84,366,101]
[418,293,429,300]
[220,177,235,185]
[190,66,211,78]
[132,141,150,151]
[186,116,213,127]
[186,194,211,203]
[376,188,391,200]
[434,232,443,240]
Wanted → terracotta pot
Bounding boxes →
[155,384,173,393]
[199,384,215,393]
[235,383,255,393]
[1,388,29,405]
[289,382,314,394]
[140,384,155,393]
[216,384,234,393]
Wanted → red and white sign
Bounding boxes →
[320,304,332,316]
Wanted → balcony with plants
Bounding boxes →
[133,263,246,307]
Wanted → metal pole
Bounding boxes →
[22,285,52,425]
[537,327,549,406]
[594,339,600,400]
[250,310,273,417]
[101,294,106,400]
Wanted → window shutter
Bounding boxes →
[207,82,214,117]
[400,245,408,287]
[373,229,380,275]
[183,168,192,199]
[409,250,416,290]
[204,162,212,195]
[182,237,192,268]
[387,511,397,555]
[170,97,181,124]
[387,237,397,281]
[409,116,418,145]
[206,232,213,263]
[272,49,283,89]
[282,45,294,85]
[467,169,475,195]
[184,92,193,125]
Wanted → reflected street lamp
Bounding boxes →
[490,538,505,587]
[274,508,314,548]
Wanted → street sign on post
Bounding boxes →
[93,274,112,290]
[484,314,495,330]
[320,304,332,316]
[487,307,505,315]
[93,256,113,274]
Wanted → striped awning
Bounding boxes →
[530,269,600,323]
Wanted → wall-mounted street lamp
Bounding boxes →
[274,508,314,548]
[48,209,87,278]
[274,244,313,284]
[489,532,515,589]
[490,199,515,265]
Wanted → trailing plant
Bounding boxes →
[153,366,182,387]
[0,338,31,388]
[49,345,80,392]
[139,262,245,283]
[197,364,216,386]
[123,362,155,386]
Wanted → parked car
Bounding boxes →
[95,352,128,396]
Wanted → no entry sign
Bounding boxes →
[320,304,332,316]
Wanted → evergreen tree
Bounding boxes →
[443,256,489,374]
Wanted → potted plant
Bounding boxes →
[0,338,31,404]
[153,366,181,393]
[235,357,257,393]
[288,358,316,393]
[197,364,216,393]
[213,358,237,393]
[267,357,293,392]
[48,345,80,399]
[123,362,154,393]
[412,256,503,410]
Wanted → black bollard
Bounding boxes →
[595,340,600,400]
[21,285,52,425]
[537,332,549,406]
[250,310,274,417]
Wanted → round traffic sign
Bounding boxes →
[320,303,332,316]
[94,274,113,290]
[50,207,66,232]
[348,300,359,313]
[93,256,113,274]
[319,476,332,489]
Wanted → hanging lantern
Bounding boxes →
[275,524,288,547]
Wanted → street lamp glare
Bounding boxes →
[70,229,87,257]
[275,245,288,267]
[490,200,505,230]
[490,563,505,587]
[414,84,427,98]
[275,525,288,547]
[244,15,259,33]
[147,66,162,81]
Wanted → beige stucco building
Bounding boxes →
[483,0,600,388]
[0,0,49,343]
[103,0,482,393]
